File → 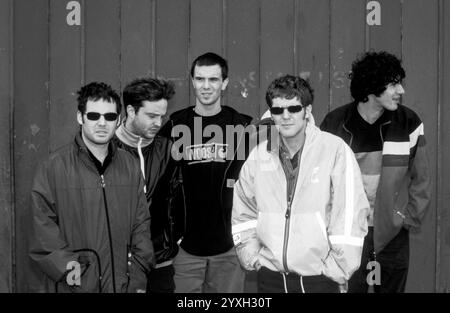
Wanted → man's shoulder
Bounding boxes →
[168,106,194,123]
[221,105,253,125]
[394,104,423,130]
[323,103,354,120]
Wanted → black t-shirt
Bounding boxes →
[173,108,236,256]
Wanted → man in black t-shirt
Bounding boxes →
[159,52,252,293]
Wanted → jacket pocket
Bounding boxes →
[55,249,102,293]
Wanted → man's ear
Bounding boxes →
[77,111,83,125]
[116,114,121,127]
[126,105,135,119]
[221,78,229,91]
[305,105,312,120]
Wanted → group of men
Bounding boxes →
[29,50,430,293]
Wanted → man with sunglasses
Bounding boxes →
[232,75,369,293]
[320,51,431,293]
[29,82,154,293]
[114,77,179,293]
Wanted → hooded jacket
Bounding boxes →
[114,123,179,266]
[320,102,431,252]
[29,132,154,293]
[232,115,369,284]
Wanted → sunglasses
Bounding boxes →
[85,112,118,121]
[269,105,303,115]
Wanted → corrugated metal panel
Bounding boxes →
[85,0,121,90]
[49,0,82,152]
[330,0,366,111]
[0,0,13,293]
[155,0,190,114]
[403,0,439,292]
[226,0,260,118]
[260,0,295,114]
[438,0,449,293]
[297,0,330,126]
[13,0,50,292]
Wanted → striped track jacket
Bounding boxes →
[320,102,431,253]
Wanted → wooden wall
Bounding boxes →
[0,0,448,292]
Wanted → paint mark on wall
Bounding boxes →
[30,124,40,136]
[299,71,311,80]
[332,71,347,89]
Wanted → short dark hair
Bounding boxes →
[77,82,121,115]
[350,51,405,103]
[190,52,228,80]
[265,75,314,108]
[122,78,175,116]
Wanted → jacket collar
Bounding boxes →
[267,113,318,154]
[74,130,117,164]
[115,121,153,149]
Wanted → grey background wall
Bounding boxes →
[0,0,449,292]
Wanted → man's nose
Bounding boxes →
[396,84,405,94]
[282,108,290,119]
[203,79,210,89]
[98,115,106,125]
[154,116,162,127]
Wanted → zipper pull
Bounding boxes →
[285,200,292,219]
[100,175,105,188]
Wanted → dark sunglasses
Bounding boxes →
[269,105,303,115]
[85,112,118,121]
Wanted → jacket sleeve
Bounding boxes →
[404,123,431,228]
[128,171,154,293]
[29,160,79,283]
[324,141,370,284]
[231,151,261,271]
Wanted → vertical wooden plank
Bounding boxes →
[155,0,190,114]
[260,0,295,115]
[121,0,154,86]
[438,0,450,292]
[0,0,12,293]
[85,0,121,91]
[14,0,50,292]
[190,0,223,60]
[402,0,438,292]
[329,0,366,110]
[368,0,402,55]
[297,0,330,126]
[226,0,260,118]
[49,0,82,152]
[189,0,223,108]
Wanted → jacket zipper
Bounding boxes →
[342,123,354,149]
[100,174,117,293]
[282,197,293,273]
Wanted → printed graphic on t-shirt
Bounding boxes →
[185,143,228,165]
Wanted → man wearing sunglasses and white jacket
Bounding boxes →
[232,75,369,293]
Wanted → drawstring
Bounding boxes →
[137,138,147,194]
[300,276,305,293]
[282,273,288,293]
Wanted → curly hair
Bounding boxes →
[77,82,121,115]
[265,74,314,108]
[349,51,405,103]
[122,77,175,116]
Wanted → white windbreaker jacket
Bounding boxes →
[232,116,369,284]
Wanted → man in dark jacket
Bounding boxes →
[320,51,431,293]
[29,82,154,293]
[114,77,179,293]
[159,52,252,293]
